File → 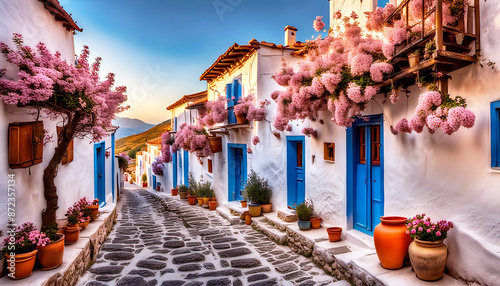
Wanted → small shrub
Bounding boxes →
[141,173,147,183]
[198,181,214,198]
[295,200,314,221]
[243,170,272,204]
[178,184,188,192]
[188,173,198,196]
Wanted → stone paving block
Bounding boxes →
[136,259,167,270]
[244,266,272,275]
[172,253,205,264]
[213,243,231,249]
[275,262,299,273]
[206,278,231,286]
[128,270,156,277]
[218,247,252,258]
[90,266,125,275]
[160,280,185,286]
[178,264,202,272]
[203,262,216,270]
[95,275,118,281]
[248,278,279,286]
[116,276,146,286]
[230,258,262,268]
[163,240,186,248]
[104,252,135,261]
[147,255,168,261]
[247,274,269,282]
[170,248,191,255]
[284,270,306,280]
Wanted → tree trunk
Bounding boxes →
[41,114,81,228]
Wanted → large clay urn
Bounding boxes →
[409,239,448,281]
[374,216,411,269]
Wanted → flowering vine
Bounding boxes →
[152,157,164,176]
[234,95,269,122]
[172,123,212,159]
[161,132,173,163]
[199,96,228,127]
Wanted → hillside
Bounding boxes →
[115,119,171,156]
[113,117,156,139]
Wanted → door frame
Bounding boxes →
[183,150,189,186]
[227,143,247,201]
[94,141,106,204]
[286,135,306,207]
[346,114,384,235]
[172,151,178,188]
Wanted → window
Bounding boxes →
[371,125,381,166]
[359,126,366,164]
[207,159,213,173]
[491,101,500,167]
[324,143,335,161]
[57,126,74,165]
[297,141,303,167]
[8,121,44,169]
[226,77,242,124]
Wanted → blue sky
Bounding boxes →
[63,0,329,124]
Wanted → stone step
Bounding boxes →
[277,208,298,222]
[262,212,294,231]
[216,206,242,225]
[225,201,248,219]
[251,217,287,245]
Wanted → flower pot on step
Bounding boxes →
[179,191,188,199]
[245,213,252,225]
[142,182,148,188]
[64,224,81,245]
[409,239,448,281]
[209,201,217,210]
[310,217,321,229]
[326,227,342,242]
[261,203,272,213]
[374,216,412,269]
[88,205,99,222]
[188,195,197,205]
[203,197,210,205]
[78,219,90,230]
[240,201,247,208]
[171,188,178,196]
[36,234,65,270]
[4,249,38,280]
[197,198,204,206]
[297,220,311,230]
[248,203,262,217]
[236,113,248,124]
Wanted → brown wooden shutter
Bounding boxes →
[8,121,44,169]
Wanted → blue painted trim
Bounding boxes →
[111,133,115,203]
[183,150,189,186]
[227,143,247,201]
[346,114,384,236]
[173,152,178,188]
[94,141,106,203]
[492,101,500,167]
[286,136,306,207]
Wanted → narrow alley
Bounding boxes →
[77,186,346,286]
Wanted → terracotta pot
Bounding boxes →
[36,234,65,270]
[171,188,178,196]
[88,205,99,222]
[209,201,217,210]
[248,203,262,217]
[245,213,252,225]
[156,185,160,191]
[408,53,420,67]
[179,191,188,199]
[197,198,204,206]
[4,249,38,279]
[79,219,90,230]
[188,195,197,205]
[240,201,247,208]
[64,224,81,245]
[261,203,272,213]
[409,239,448,281]
[310,217,322,229]
[142,182,148,187]
[208,136,222,153]
[297,220,311,230]
[203,197,210,205]
[236,113,248,124]
[374,216,412,269]
[210,197,216,201]
[326,227,342,242]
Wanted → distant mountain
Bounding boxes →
[115,119,171,156]
[113,117,156,139]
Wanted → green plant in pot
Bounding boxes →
[198,181,213,206]
[408,49,421,68]
[141,173,148,187]
[243,170,273,215]
[187,174,198,205]
[178,184,189,200]
[295,199,314,230]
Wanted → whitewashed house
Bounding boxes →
[0,0,119,232]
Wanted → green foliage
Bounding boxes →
[115,119,171,155]
[188,173,198,196]
[444,0,467,17]
[128,145,143,159]
[242,170,272,204]
[141,173,147,183]
[331,66,373,100]
[295,200,314,221]
[41,223,60,242]
[117,156,129,170]
[178,184,188,192]
[197,181,214,198]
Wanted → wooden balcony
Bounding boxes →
[379,0,480,89]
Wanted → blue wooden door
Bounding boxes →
[183,150,189,186]
[152,175,157,189]
[348,116,384,235]
[94,142,106,203]
[172,152,177,188]
[228,144,247,201]
[287,136,305,207]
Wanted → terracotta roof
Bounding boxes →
[200,39,305,82]
[147,137,162,145]
[167,90,207,111]
[39,0,82,33]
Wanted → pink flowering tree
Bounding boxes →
[172,123,212,159]
[234,95,269,122]
[199,96,228,127]
[151,157,164,176]
[161,132,173,163]
[0,34,129,227]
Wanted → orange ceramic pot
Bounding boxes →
[236,113,248,124]
[5,249,38,279]
[197,198,204,206]
[240,201,247,208]
[88,205,99,222]
[261,203,272,213]
[374,216,412,269]
[310,218,322,229]
[171,188,178,196]
[36,234,65,270]
[188,195,197,205]
[209,201,217,210]
[64,224,81,245]
[79,219,90,230]
[203,197,210,205]
[326,227,342,242]
[245,214,252,225]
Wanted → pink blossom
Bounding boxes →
[333,10,342,20]
[370,63,393,83]
[252,136,260,145]
[436,231,441,237]
[302,128,318,139]
[350,54,373,76]
[411,229,416,234]
[313,16,326,32]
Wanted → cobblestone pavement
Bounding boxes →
[77,187,341,286]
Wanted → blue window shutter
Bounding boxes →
[226,83,234,108]
[232,79,241,103]
[492,101,500,167]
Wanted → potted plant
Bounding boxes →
[2,222,49,279]
[406,214,454,281]
[243,170,273,216]
[37,223,65,270]
[209,199,218,210]
[374,216,412,270]
[187,174,198,205]
[233,95,253,124]
[198,181,213,206]
[245,212,252,225]
[76,198,92,230]
[240,200,247,208]
[141,174,148,188]
[326,227,343,242]
[310,216,322,229]
[178,184,189,199]
[88,198,99,222]
[295,200,314,230]
[171,186,179,196]
[408,49,421,67]
[64,205,82,245]
[424,40,436,59]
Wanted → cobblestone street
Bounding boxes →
[77,187,344,286]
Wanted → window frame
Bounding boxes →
[324,142,335,162]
